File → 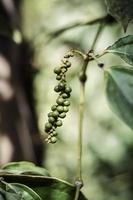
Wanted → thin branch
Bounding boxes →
[37,14,113,45]
[74,57,89,200]
[74,185,81,200]
[51,15,107,37]
[74,20,107,199]
[91,22,105,50]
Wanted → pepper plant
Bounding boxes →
[0,0,133,199]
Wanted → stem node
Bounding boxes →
[79,73,87,83]
[75,179,84,189]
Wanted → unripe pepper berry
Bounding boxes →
[61,68,67,73]
[51,136,57,143]
[52,131,58,136]
[64,100,70,106]
[52,110,59,118]
[51,105,57,111]
[57,106,64,113]
[54,67,61,74]
[66,61,71,68]
[58,82,65,90]
[56,120,63,127]
[64,54,70,58]
[62,93,68,98]
[56,75,61,80]
[65,86,72,94]
[54,85,60,92]
[45,122,52,132]
[48,112,53,117]
[48,117,55,124]
[62,58,68,64]
[56,97,65,105]
[59,112,66,118]
[63,106,69,112]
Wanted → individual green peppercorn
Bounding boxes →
[47,127,55,135]
[52,110,59,118]
[59,112,66,118]
[64,54,70,58]
[49,129,53,133]
[61,77,66,82]
[51,136,57,143]
[45,122,52,132]
[51,105,57,111]
[47,135,52,139]
[58,82,65,90]
[52,131,58,136]
[66,61,71,68]
[63,106,69,112]
[65,86,72,94]
[57,105,64,113]
[48,112,53,117]
[56,75,61,80]
[69,52,74,57]
[60,64,66,68]
[61,68,67,73]
[56,120,63,127]
[66,93,71,98]
[54,85,60,92]
[64,100,70,106]
[62,58,68,64]
[48,117,55,124]
[62,93,68,99]
[54,124,57,129]
[56,97,65,105]
[54,67,61,74]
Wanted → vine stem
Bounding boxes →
[91,22,104,50]
[78,81,85,180]
[74,58,89,200]
[74,22,105,200]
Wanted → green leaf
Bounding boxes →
[105,65,133,130]
[0,180,22,200]
[0,174,87,200]
[106,35,133,65]
[105,0,133,31]
[0,179,41,200]
[0,188,20,200]
[0,192,5,200]
[10,183,42,200]
[1,162,50,177]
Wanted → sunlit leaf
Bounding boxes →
[106,35,133,65]
[105,0,133,31]
[105,65,133,130]
[1,162,50,177]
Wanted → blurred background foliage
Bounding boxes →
[13,0,133,199]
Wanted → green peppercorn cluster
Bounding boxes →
[45,51,74,144]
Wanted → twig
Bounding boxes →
[74,20,106,200]
[50,15,108,38]
[34,14,113,45]
[74,57,89,200]
[91,22,105,50]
